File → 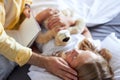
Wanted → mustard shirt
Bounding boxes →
[0,0,32,66]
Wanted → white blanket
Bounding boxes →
[62,0,120,27]
[31,0,120,26]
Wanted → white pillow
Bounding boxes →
[101,33,120,80]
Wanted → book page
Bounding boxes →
[5,30,23,44]
[6,13,41,47]
[19,14,40,47]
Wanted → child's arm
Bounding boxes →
[36,29,55,44]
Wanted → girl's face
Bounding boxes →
[65,49,113,79]
[65,49,104,68]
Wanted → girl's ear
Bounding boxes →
[99,48,112,62]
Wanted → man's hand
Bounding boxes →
[44,56,78,80]
[43,8,59,19]
[23,4,31,18]
[28,52,77,80]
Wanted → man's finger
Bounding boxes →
[59,58,77,76]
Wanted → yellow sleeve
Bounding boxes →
[0,2,5,26]
[21,0,32,12]
[0,23,32,66]
[25,0,32,5]
[0,2,32,66]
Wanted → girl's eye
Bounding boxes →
[73,55,77,59]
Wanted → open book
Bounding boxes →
[6,14,41,47]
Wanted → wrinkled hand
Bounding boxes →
[44,56,78,80]
[23,7,31,18]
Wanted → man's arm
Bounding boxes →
[28,52,77,80]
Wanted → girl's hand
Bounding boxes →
[47,14,75,30]
[44,56,78,80]
[44,8,59,18]
[36,8,59,24]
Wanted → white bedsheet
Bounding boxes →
[32,0,120,27]
[62,0,120,27]
[28,66,62,80]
